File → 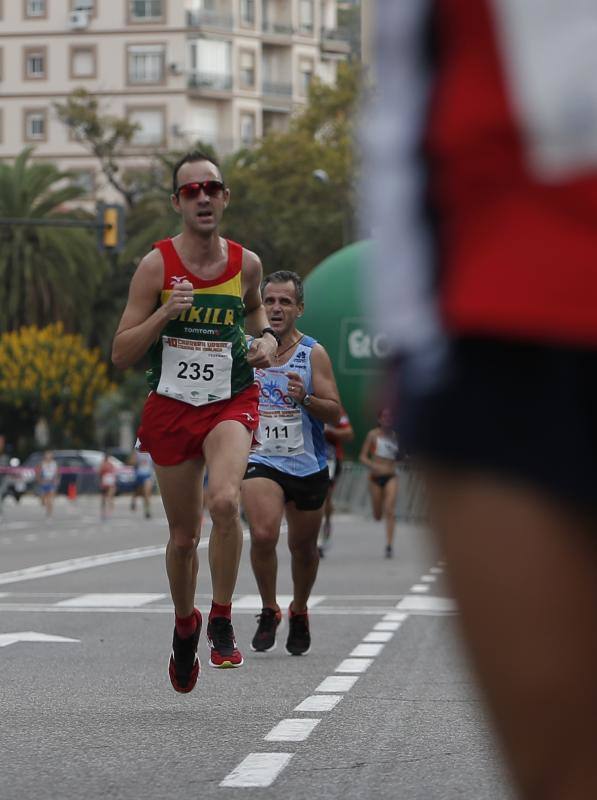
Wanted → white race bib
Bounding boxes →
[157,336,232,407]
[258,409,304,456]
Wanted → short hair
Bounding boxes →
[261,270,304,305]
[172,150,223,194]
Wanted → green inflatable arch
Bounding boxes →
[300,241,387,458]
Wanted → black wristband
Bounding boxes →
[261,327,281,346]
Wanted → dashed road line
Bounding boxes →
[220,753,294,788]
[220,561,449,789]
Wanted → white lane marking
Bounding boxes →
[421,575,436,583]
[430,567,443,574]
[2,522,29,530]
[0,531,251,586]
[220,753,294,788]
[335,658,373,673]
[0,604,405,616]
[363,631,394,643]
[55,593,166,608]
[265,719,320,742]
[383,612,408,622]
[410,584,430,594]
[350,643,385,657]
[0,545,165,586]
[294,695,342,712]
[234,594,325,609]
[315,675,359,692]
[0,631,79,648]
[396,596,457,614]
[374,621,401,631]
[24,534,38,542]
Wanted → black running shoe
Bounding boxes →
[207,616,244,668]
[251,607,282,652]
[285,606,311,656]
[168,608,201,693]
[385,545,393,559]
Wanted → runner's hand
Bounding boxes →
[247,335,276,367]
[286,371,307,404]
[163,280,194,320]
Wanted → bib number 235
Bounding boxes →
[177,362,214,381]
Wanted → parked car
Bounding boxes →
[11,450,136,496]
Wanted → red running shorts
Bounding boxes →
[137,383,259,467]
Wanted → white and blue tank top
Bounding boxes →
[250,336,327,476]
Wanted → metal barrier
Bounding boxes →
[333,461,428,523]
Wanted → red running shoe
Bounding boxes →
[207,616,244,668]
[168,608,201,693]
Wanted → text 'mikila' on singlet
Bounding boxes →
[146,238,254,407]
[249,336,327,477]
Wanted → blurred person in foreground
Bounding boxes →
[318,406,353,557]
[364,2,597,798]
[112,150,276,691]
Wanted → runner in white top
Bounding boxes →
[241,271,341,655]
[359,409,400,558]
[37,450,59,518]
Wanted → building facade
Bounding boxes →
[0,0,349,201]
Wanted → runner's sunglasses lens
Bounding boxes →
[176,180,225,199]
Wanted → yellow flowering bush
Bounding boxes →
[0,322,115,445]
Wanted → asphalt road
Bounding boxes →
[0,494,514,800]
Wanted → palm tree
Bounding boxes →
[0,147,106,335]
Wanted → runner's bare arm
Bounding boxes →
[241,249,276,367]
[286,345,341,425]
[111,251,193,370]
[359,430,376,469]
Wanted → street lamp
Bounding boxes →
[312,169,352,246]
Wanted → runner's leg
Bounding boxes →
[383,476,398,549]
[202,420,252,604]
[368,479,383,521]
[286,504,323,613]
[154,458,204,618]
[241,477,285,608]
[426,468,597,800]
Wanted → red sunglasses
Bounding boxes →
[176,180,225,199]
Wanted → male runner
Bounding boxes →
[241,271,341,655]
[366,3,597,796]
[112,150,277,692]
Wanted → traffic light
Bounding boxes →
[96,202,124,253]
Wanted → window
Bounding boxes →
[239,50,255,89]
[129,0,163,21]
[128,107,165,146]
[189,39,232,89]
[240,0,255,26]
[127,44,165,84]
[24,47,47,80]
[299,0,313,33]
[299,57,313,95]
[240,112,256,146]
[70,0,95,14]
[70,46,97,79]
[24,109,47,141]
[25,0,46,17]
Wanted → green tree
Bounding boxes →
[0,322,115,450]
[222,62,361,276]
[0,148,107,337]
[54,89,141,209]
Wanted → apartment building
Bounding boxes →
[0,0,349,201]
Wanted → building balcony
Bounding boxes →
[262,80,292,97]
[320,27,352,54]
[186,10,234,30]
[261,20,294,42]
[187,71,233,93]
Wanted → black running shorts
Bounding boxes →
[244,463,330,511]
[399,337,597,512]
